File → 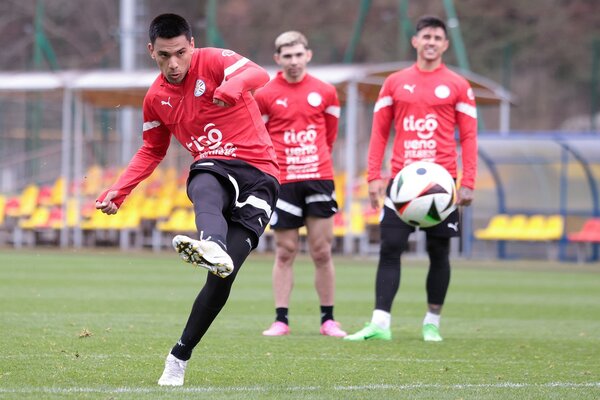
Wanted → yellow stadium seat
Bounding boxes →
[0,194,6,226]
[19,207,50,229]
[140,198,159,220]
[334,173,346,209]
[50,177,65,206]
[173,189,192,209]
[474,214,510,240]
[538,215,564,241]
[152,208,195,250]
[350,202,366,235]
[513,214,546,241]
[157,209,195,232]
[18,184,40,217]
[158,182,178,198]
[501,215,528,240]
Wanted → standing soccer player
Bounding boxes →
[254,31,346,337]
[95,14,279,385]
[345,16,477,342]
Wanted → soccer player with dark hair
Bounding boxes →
[96,13,279,385]
[254,31,346,337]
[345,15,478,342]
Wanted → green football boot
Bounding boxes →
[343,322,392,341]
[422,323,443,342]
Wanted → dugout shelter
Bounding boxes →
[0,63,515,254]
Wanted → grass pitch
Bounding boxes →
[0,248,598,399]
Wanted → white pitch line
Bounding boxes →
[0,382,598,394]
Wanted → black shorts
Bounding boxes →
[188,159,280,245]
[381,179,460,238]
[270,180,338,230]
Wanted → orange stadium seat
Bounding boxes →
[36,186,53,207]
[569,218,600,243]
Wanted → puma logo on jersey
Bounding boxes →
[447,222,459,232]
[403,84,416,94]
[245,237,253,251]
[161,97,173,108]
[275,98,288,108]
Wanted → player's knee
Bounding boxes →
[426,236,450,257]
[275,242,298,265]
[309,242,332,266]
[380,235,407,259]
[427,236,450,269]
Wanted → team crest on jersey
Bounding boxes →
[467,88,475,100]
[434,85,450,99]
[307,92,322,107]
[194,79,206,97]
[221,49,235,57]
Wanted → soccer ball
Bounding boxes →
[389,161,457,228]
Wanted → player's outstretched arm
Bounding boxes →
[96,190,119,215]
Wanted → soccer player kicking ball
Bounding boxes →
[254,31,346,337]
[344,15,477,342]
[96,14,279,386]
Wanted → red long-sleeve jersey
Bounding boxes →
[254,72,340,184]
[367,63,478,189]
[98,48,278,207]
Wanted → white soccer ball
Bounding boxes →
[389,161,457,228]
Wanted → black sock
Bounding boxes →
[275,307,288,325]
[320,305,334,324]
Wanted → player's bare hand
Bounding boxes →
[212,98,230,107]
[96,190,119,215]
[457,186,474,207]
[368,179,386,209]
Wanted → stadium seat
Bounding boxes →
[475,214,565,260]
[82,166,103,196]
[568,218,600,262]
[474,214,510,240]
[5,197,20,218]
[36,186,53,207]
[501,214,528,240]
[50,177,65,206]
[152,208,196,250]
[16,184,40,217]
[512,215,563,241]
[173,189,192,209]
[19,207,50,229]
[512,214,546,241]
[568,218,600,243]
[0,194,6,226]
[538,215,564,241]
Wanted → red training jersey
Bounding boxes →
[254,72,340,184]
[367,63,478,189]
[98,48,278,207]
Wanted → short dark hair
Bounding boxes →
[149,13,192,44]
[415,15,447,37]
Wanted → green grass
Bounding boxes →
[0,248,599,399]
